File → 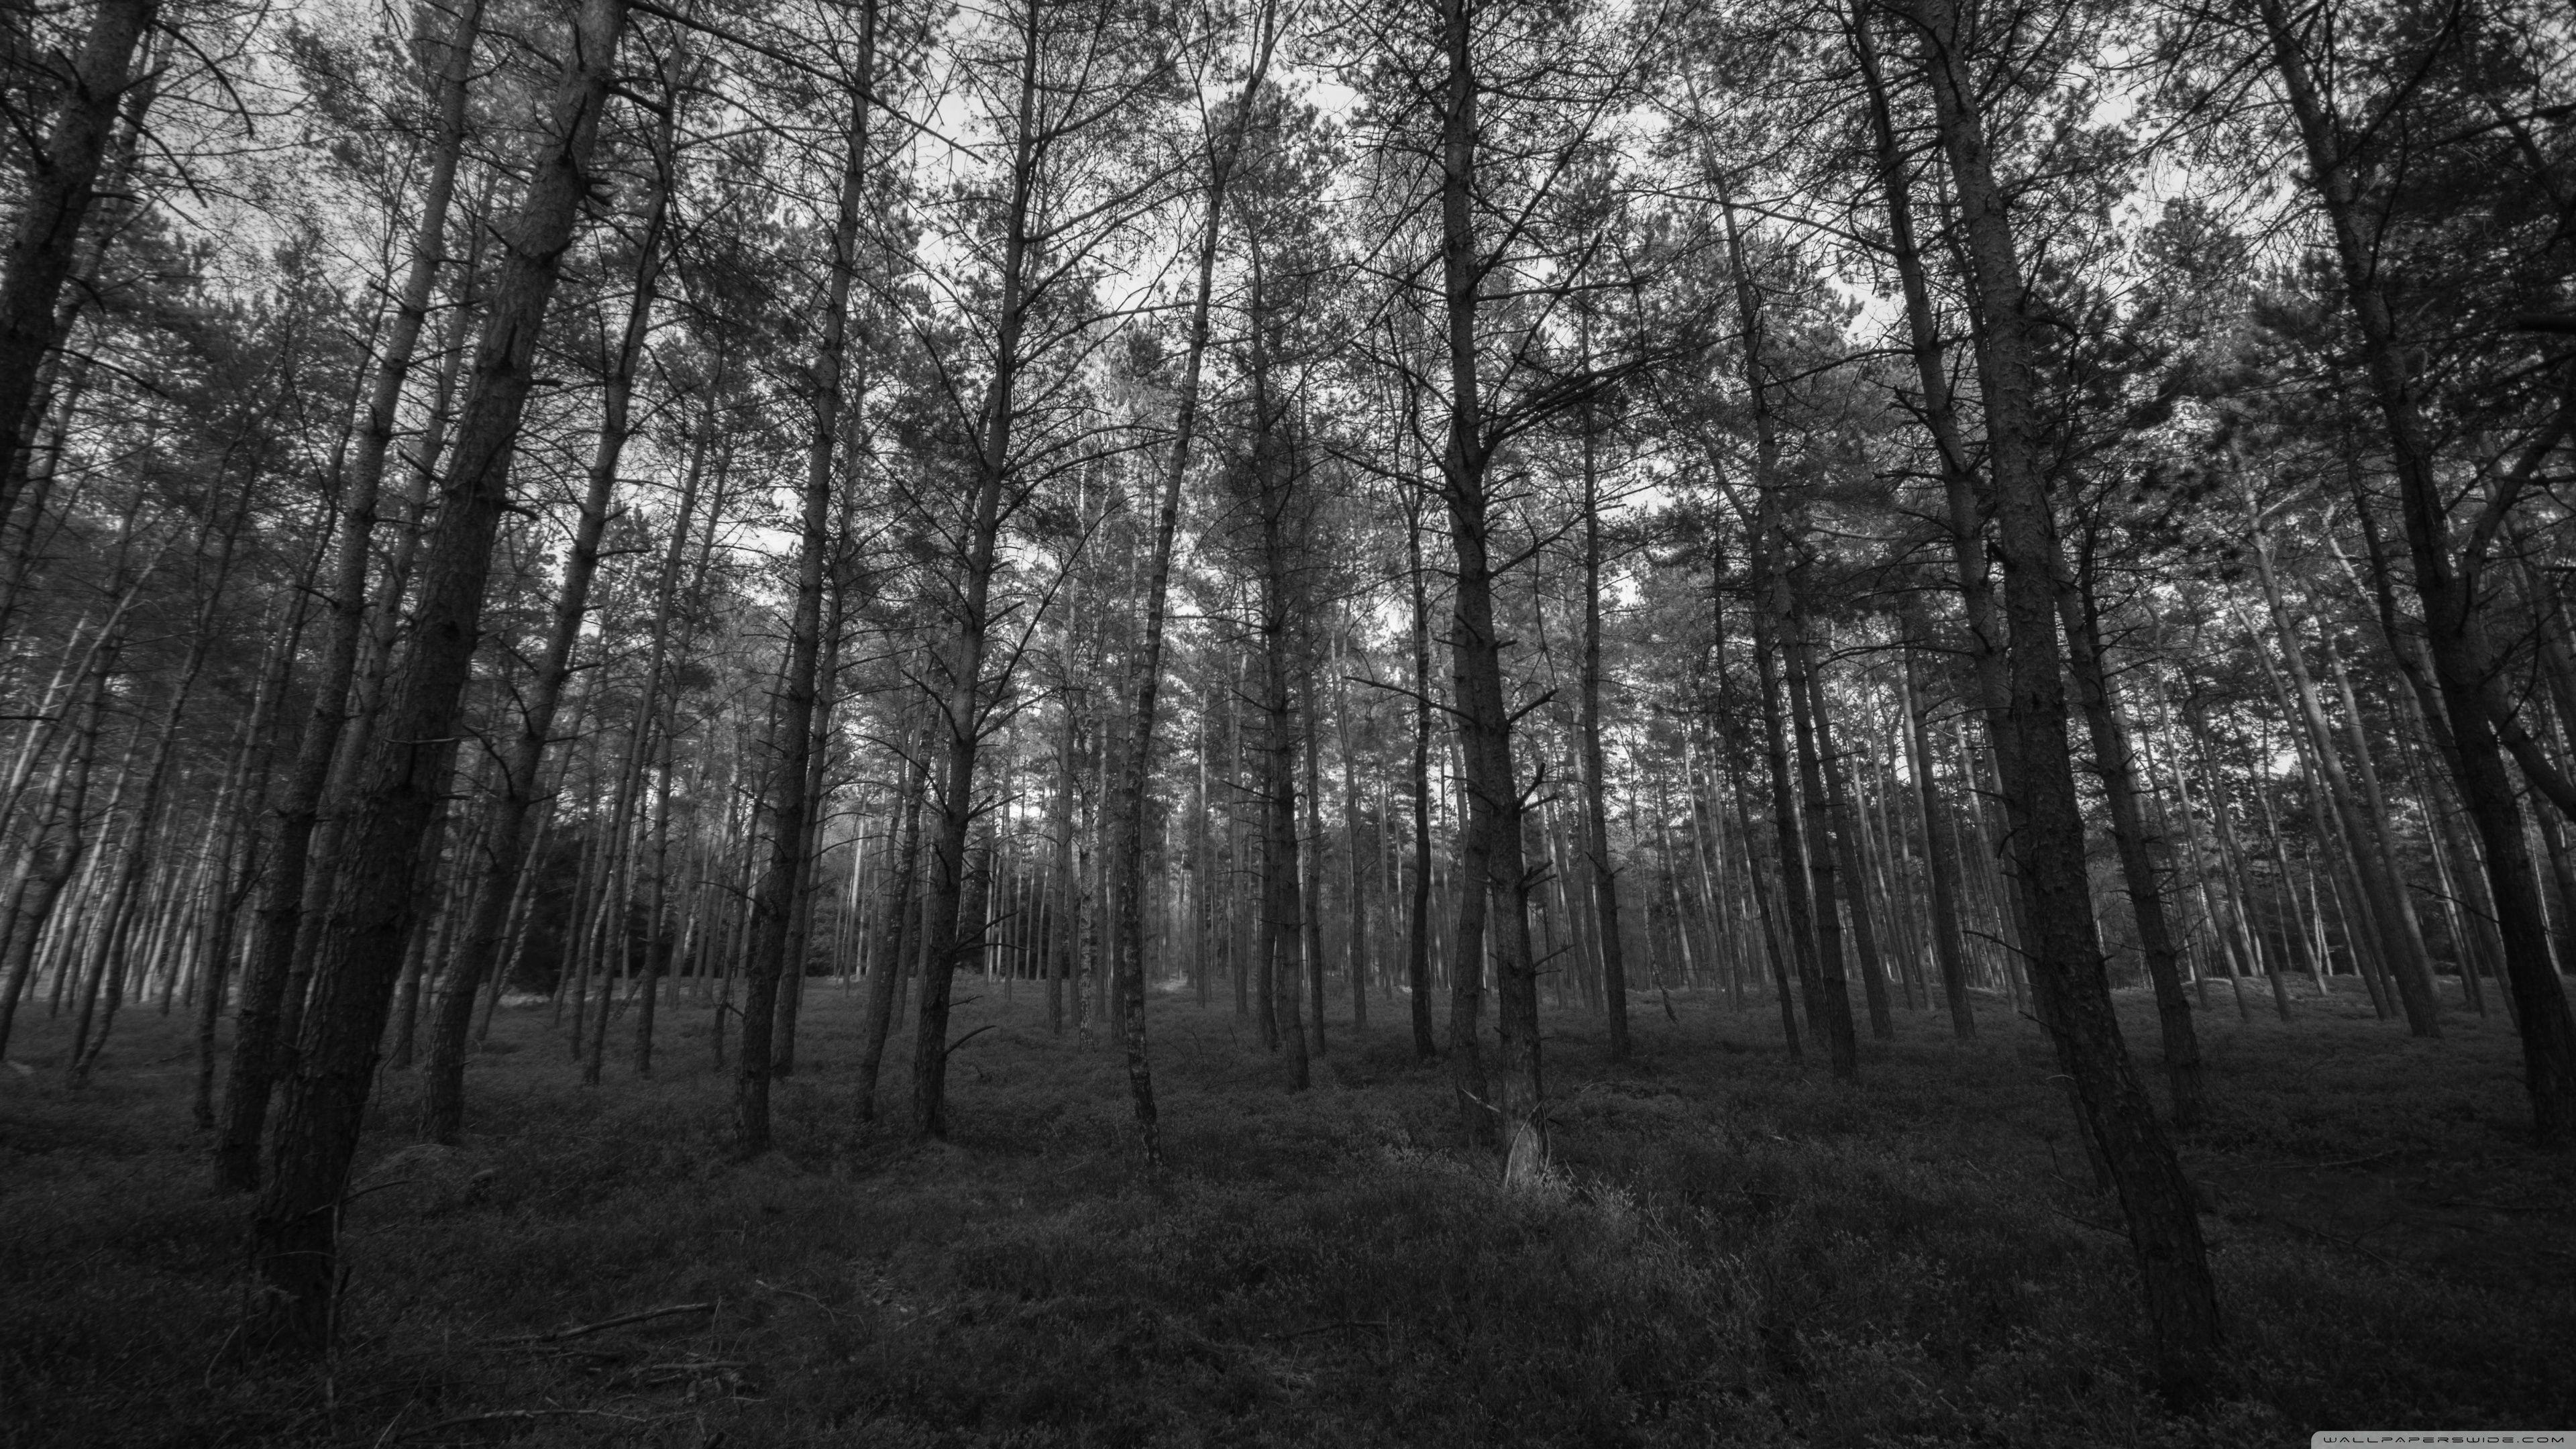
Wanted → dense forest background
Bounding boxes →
[0,0,2571,1432]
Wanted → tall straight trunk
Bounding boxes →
[1405,488,1437,1058]
[1917,0,2220,1393]
[740,0,877,1148]
[248,0,631,1352]
[0,0,162,509]
[1577,384,1629,1059]
[1722,190,1839,1060]
[2322,626,2459,1001]
[1800,625,1894,1042]
[911,0,1039,1140]
[633,729,677,1071]
[1333,632,1370,1030]
[1434,0,1541,1155]
[1260,629,1311,1093]
[2057,566,2201,1126]
[1103,0,1277,1165]
[1751,571,1825,1037]
[1898,612,1976,1038]
[855,712,928,1119]
[1300,654,1328,1055]
[216,0,486,1189]
[1778,600,1862,1078]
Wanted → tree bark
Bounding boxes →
[0,0,162,513]
[246,0,631,1352]
[216,0,486,1189]
[2057,561,2202,1126]
[1915,0,2221,1393]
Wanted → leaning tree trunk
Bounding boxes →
[0,0,162,516]
[2057,560,2203,1128]
[421,78,670,1138]
[1896,612,1976,1038]
[216,0,487,1191]
[246,0,630,1353]
[2251,0,2576,1142]
[1917,0,2220,1395]
[0,635,113,1058]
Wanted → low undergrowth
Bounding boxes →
[1,979,2569,1447]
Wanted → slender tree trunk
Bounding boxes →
[1102,0,1278,1165]
[2256,0,2576,1142]
[1405,488,1437,1059]
[2057,564,2201,1126]
[855,712,928,1120]
[216,0,487,1189]
[0,0,162,510]
[1578,390,1629,1060]
[1916,0,2220,1391]
[1898,621,1976,1038]
[911,0,1040,1140]
[739,0,877,1148]
[247,0,631,1350]
[1434,0,1542,1157]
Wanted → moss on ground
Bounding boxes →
[1,979,2568,1447]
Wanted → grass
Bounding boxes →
[2,974,2571,1447]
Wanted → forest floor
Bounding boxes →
[3,977,2572,1448]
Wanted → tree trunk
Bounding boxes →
[246,0,630,1351]
[217,0,486,1189]
[2254,0,2576,1144]
[0,0,162,511]
[1578,386,1629,1060]
[1916,0,2220,1393]
[2057,563,2202,1125]
[910,0,1039,1140]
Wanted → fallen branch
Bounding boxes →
[1265,1320,1393,1340]
[402,1407,644,1439]
[2267,1148,2402,1171]
[484,1301,716,1346]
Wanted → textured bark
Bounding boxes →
[0,0,162,508]
[1405,490,1438,1059]
[1778,597,1862,1079]
[1333,635,1371,1030]
[217,0,486,1189]
[855,712,928,1120]
[911,0,1040,1140]
[1102,1,1275,1164]
[1897,621,1976,1038]
[1578,396,1629,1059]
[246,0,630,1352]
[1916,0,2221,1394]
[421,78,671,1136]
[1434,0,1544,1159]
[2057,566,2202,1126]
[740,0,877,1148]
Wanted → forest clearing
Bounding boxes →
[6,984,2571,1447]
[0,0,2572,1438]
